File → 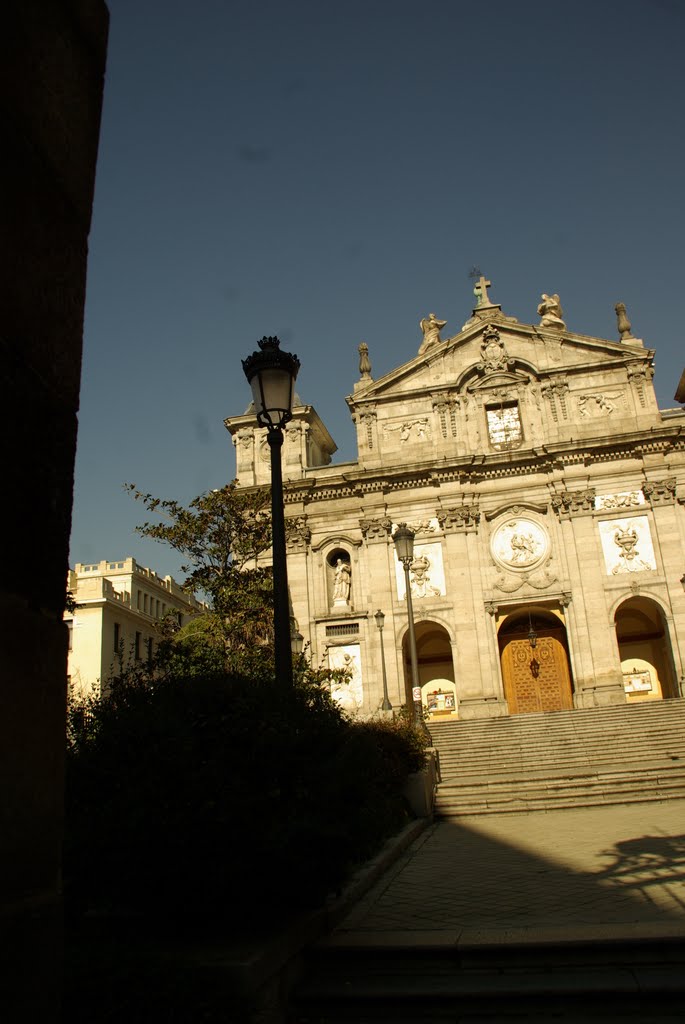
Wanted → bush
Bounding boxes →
[65,672,425,928]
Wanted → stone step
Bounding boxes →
[429,724,685,753]
[436,780,685,816]
[437,790,685,816]
[436,763,685,791]
[429,701,685,816]
[428,702,685,739]
[436,754,685,776]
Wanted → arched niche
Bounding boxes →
[614,596,678,701]
[326,546,353,609]
[401,620,456,716]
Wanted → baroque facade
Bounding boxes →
[225,280,685,720]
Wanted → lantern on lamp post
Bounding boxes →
[242,336,300,685]
[393,523,427,732]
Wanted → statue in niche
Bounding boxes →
[537,293,566,330]
[332,558,351,603]
[419,313,447,354]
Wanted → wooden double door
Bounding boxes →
[501,631,573,715]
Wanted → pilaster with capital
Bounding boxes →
[436,505,481,533]
[353,406,378,455]
[558,513,625,705]
[359,516,392,541]
[627,365,654,410]
[541,379,570,423]
[441,516,507,718]
[431,393,459,441]
[642,477,676,506]
[286,515,312,552]
[551,488,596,519]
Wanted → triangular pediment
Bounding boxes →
[348,315,653,412]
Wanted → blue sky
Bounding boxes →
[72,0,684,582]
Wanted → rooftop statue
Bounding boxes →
[419,312,447,354]
[537,293,566,330]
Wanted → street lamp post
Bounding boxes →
[392,524,426,731]
[374,609,392,712]
[242,336,300,686]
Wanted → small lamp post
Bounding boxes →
[242,336,300,685]
[393,524,426,731]
[374,610,392,712]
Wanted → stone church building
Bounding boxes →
[225,279,685,720]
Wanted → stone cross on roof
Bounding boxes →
[474,274,494,307]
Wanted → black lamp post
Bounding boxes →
[393,524,426,731]
[374,609,392,712]
[242,336,300,685]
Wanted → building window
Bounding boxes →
[66,620,73,650]
[135,631,141,660]
[136,590,141,610]
[147,637,154,667]
[143,594,148,613]
[486,402,523,451]
[114,622,121,652]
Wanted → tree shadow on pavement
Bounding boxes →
[340,813,685,934]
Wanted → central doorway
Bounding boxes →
[498,609,574,715]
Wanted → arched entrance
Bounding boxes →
[402,621,456,717]
[498,609,574,715]
[614,596,677,701]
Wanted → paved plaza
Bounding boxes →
[335,801,685,946]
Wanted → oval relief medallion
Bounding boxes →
[491,517,549,572]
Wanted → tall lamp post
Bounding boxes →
[242,336,300,685]
[393,524,427,732]
[374,610,392,712]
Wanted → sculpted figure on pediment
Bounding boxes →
[419,313,447,354]
[537,293,566,330]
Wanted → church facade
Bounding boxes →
[225,280,685,720]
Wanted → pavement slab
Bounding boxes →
[335,800,685,942]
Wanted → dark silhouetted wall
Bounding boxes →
[0,2,108,1016]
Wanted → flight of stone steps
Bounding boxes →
[429,698,685,817]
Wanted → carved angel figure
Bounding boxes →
[537,293,566,330]
[419,313,447,354]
